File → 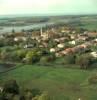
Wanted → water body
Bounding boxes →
[0,22,54,34]
[0,63,15,73]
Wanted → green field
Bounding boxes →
[0,65,97,100]
[79,21,97,31]
[76,16,97,31]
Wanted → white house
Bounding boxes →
[69,40,76,45]
[0,87,3,93]
[14,37,27,42]
[14,37,18,42]
[94,38,97,42]
[90,52,97,58]
[57,43,64,48]
[50,48,56,53]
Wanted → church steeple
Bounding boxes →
[40,27,43,36]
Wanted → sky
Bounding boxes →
[0,0,97,15]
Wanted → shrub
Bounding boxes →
[88,75,97,84]
[64,54,76,64]
[32,88,41,97]
[19,88,41,100]
[25,50,42,64]
[38,91,50,100]
[16,49,27,60]
[40,55,55,64]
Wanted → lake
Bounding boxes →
[0,22,54,33]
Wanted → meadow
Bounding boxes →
[0,64,97,100]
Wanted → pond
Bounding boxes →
[0,63,15,73]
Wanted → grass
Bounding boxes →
[0,65,97,100]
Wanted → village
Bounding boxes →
[0,24,97,69]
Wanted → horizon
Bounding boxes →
[0,13,97,19]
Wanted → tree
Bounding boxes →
[40,56,49,64]
[32,88,41,97]
[4,37,15,46]
[0,49,9,61]
[9,51,19,61]
[76,54,93,69]
[25,50,41,64]
[3,80,19,95]
[21,29,25,33]
[12,29,15,33]
[16,49,27,60]
[0,39,5,47]
[24,89,33,100]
